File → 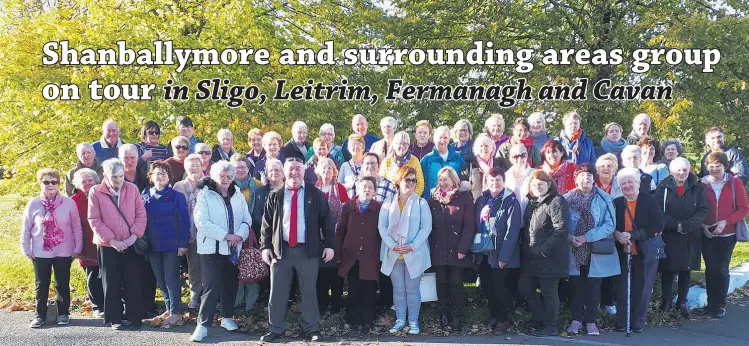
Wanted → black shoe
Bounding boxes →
[361,324,372,334]
[712,306,727,318]
[260,332,283,343]
[531,325,557,336]
[678,301,691,318]
[661,301,673,311]
[129,323,142,330]
[305,332,323,342]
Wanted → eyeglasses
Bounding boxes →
[42,180,59,186]
[147,130,160,135]
[512,153,528,159]
[198,151,211,155]
[175,145,189,150]
[153,171,169,177]
[404,178,418,184]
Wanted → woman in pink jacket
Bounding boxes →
[21,168,82,328]
[88,159,147,330]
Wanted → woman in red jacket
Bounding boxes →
[70,168,104,318]
[335,176,382,334]
[700,152,749,319]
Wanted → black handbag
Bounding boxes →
[106,194,149,255]
[625,202,666,262]
[590,192,616,255]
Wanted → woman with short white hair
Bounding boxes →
[194,142,213,176]
[505,144,535,214]
[627,113,651,145]
[66,142,102,196]
[620,145,657,194]
[211,128,237,163]
[190,160,251,342]
[71,168,104,318]
[557,111,596,166]
[119,144,148,191]
[370,116,397,159]
[421,126,466,200]
[466,134,501,200]
[484,114,509,151]
[253,131,284,184]
[450,119,474,161]
[595,154,622,199]
[654,157,708,317]
[612,167,664,333]
[528,112,551,151]
[380,131,425,196]
[306,123,345,165]
[88,158,147,330]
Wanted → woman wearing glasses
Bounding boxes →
[22,168,82,328]
[165,136,192,185]
[194,143,213,177]
[505,144,535,215]
[137,121,172,166]
[496,117,542,171]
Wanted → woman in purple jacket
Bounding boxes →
[141,161,190,327]
[21,168,82,328]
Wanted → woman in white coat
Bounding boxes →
[379,165,432,335]
[189,161,251,342]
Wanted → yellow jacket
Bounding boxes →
[379,155,425,196]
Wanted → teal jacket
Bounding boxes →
[420,147,465,200]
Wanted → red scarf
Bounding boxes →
[543,161,572,194]
[511,136,535,165]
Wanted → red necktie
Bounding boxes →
[289,187,299,247]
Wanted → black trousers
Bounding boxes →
[98,246,143,326]
[661,270,691,304]
[33,257,72,319]
[83,266,104,312]
[479,257,520,322]
[570,266,602,323]
[317,267,344,311]
[703,235,737,308]
[138,254,158,315]
[377,272,393,309]
[616,254,658,330]
[198,253,239,326]
[519,275,561,327]
[601,276,618,306]
[345,261,377,326]
[434,265,465,317]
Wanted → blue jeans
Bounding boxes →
[148,251,182,314]
[390,259,422,323]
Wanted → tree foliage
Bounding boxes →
[0,0,747,194]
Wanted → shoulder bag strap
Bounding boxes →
[731,177,737,212]
[106,194,131,231]
[595,191,612,228]
[624,202,638,231]
[663,189,668,213]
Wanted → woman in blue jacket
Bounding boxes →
[558,111,596,166]
[563,164,620,336]
[421,126,466,199]
[142,161,191,327]
[474,167,522,334]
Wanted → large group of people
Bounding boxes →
[19,112,749,342]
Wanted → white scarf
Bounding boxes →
[386,192,420,244]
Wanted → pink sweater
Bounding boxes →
[20,195,83,258]
[88,182,147,247]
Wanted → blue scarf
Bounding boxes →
[600,137,627,156]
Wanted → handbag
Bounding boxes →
[590,192,616,255]
[419,272,437,302]
[625,202,666,262]
[471,197,498,254]
[729,179,749,242]
[238,230,270,284]
[106,194,149,255]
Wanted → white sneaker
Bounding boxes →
[190,325,207,342]
[220,318,238,331]
[605,305,617,315]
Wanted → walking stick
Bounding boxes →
[626,244,632,337]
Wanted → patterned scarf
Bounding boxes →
[41,194,65,251]
[567,190,594,268]
[561,129,583,161]
[393,152,412,168]
[431,187,457,205]
[476,155,494,175]
[317,181,344,224]
[543,161,571,194]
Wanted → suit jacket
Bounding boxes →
[280,140,310,163]
[260,183,334,259]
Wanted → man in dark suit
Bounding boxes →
[260,157,335,342]
[280,121,311,162]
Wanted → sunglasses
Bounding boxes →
[175,145,189,150]
[147,130,160,135]
[404,178,418,184]
[198,151,211,155]
[512,153,528,159]
[42,180,59,186]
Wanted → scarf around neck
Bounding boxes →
[431,187,458,205]
[600,137,627,156]
[387,192,420,242]
[567,190,594,268]
[392,152,412,168]
[40,194,65,251]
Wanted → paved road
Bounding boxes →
[2,298,749,346]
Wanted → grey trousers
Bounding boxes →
[186,241,203,303]
[268,244,320,334]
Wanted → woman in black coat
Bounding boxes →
[613,167,665,334]
[519,170,570,336]
[428,167,476,330]
[654,158,707,317]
